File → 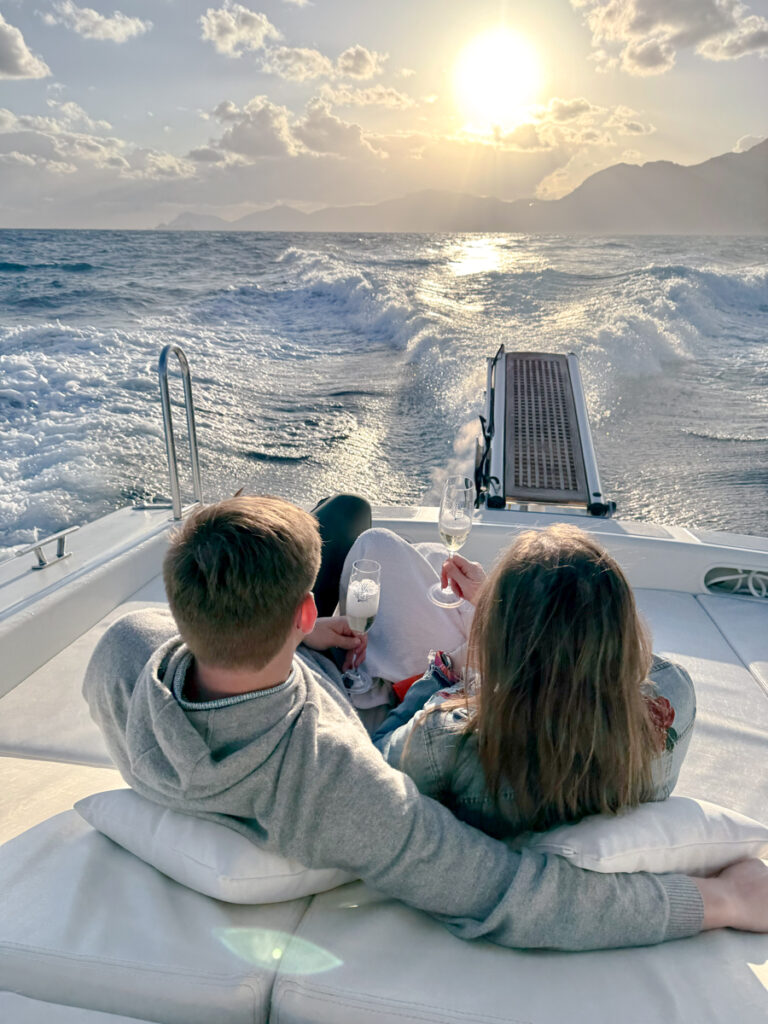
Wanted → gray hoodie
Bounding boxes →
[83,608,703,950]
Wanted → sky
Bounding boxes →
[0,0,766,227]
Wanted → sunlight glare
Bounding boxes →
[748,958,768,992]
[454,29,542,133]
[449,237,503,277]
[215,928,343,975]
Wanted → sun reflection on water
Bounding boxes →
[448,238,503,277]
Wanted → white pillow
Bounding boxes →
[523,797,768,874]
[75,789,356,903]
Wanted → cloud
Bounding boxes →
[188,146,226,162]
[0,14,51,78]
[535,150,612,200]
[47,99,111,132]
[526,95,656,145]
[261,46,334,80]
[282,0,310,5]
[292,98,380,156]
[542,96,601,122]
[734,132,766,151]
[210,100,241,122]
[200,2,280,57]
[204,94,387,160]
[126,149,195,180]
[0,102,193,183]
[571,0,768,75]
[262,43,386,81]
[320,83,414,108]
[215,96,297,157]
[498,123,549,150]
[0,101,574,226]
[336,44,386,79]
[604,105,655,134]
[43,2,152,43]
[622,37,675,73]
[699,15,768,59]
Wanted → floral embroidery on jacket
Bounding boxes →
[645,693,677,752]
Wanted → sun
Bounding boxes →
[454,29,542,133]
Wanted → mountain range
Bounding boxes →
[157,139,768,234]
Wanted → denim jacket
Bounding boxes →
[373,654,696,840]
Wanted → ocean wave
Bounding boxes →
[268,246,432,350]
[244,451,312,464]
[1,231,767,553]
[681,428,768,443]
[500,262,768,303]
[642,263,768,308]
[0,261,96,273]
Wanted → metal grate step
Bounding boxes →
[504,353,589,504]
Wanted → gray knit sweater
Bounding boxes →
[83,608,703,950]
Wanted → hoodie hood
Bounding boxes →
[84,608,363,830]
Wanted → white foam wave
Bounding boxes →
[1,234,767,552]
[268,246,433,350]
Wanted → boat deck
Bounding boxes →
[1,570,766,842]
[1,509,767,1023]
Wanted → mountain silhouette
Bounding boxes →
[157,139,768,234]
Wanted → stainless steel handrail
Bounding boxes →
[158,345,203,519]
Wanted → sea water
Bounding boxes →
[1,230,766,556]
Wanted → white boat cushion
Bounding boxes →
[76,789,355,902]
[271,880,768,1024]
[77,788,768,905]
[634,590,768,820]
[696,593,768,693]
[0,811,316,1024]
[520,797,768,874]
[0,576,167,768]
[269,589,768,1024]
[0,993,160,1023]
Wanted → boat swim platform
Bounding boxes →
[477,349,614,515]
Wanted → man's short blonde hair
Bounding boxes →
[163,496,321,669]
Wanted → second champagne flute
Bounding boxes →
[428,476,475,608]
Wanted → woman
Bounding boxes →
[363,523,696,839]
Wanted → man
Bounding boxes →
[84,495,767,949]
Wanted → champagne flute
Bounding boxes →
[428,476,475,608]
[346,559,381,634]
[343,559,381,692]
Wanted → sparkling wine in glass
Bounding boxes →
[429,476,475,608]
[346,559,381,634]
[343,559,381,693]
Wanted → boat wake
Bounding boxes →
[0,231,766,553]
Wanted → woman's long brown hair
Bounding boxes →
[466,524,657,832]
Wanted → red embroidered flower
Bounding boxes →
[645,694,675,751]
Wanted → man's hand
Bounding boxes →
[696,858,768,933]
[441,554,486,606]
[303,616,368,671]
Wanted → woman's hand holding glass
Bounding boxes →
[440,554,486,606]
[428,476,476,608]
